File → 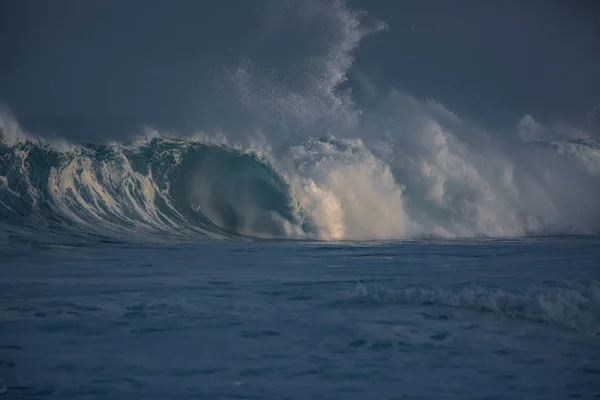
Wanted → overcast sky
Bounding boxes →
[1,0,598,133]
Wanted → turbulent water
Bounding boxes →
[1,0,600,398]
[2,126,600,244]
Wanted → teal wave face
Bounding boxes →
[0,137,310,240]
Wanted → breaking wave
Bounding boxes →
[1,123,600,243]
[1,0,600,243]
[0,134,310,241]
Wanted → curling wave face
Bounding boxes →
[0,135,311,241]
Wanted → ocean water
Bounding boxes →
[2,0,600,398]
[1,131,599,400]
[1,237,600,399]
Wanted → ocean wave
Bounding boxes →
[0,134,309,241]
[1,124,600,243]
[351,281,600,336]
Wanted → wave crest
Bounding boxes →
[2,122,600,243]
[352,281,600,335]
[0,135,309,240]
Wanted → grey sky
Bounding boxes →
[1,0,598,133]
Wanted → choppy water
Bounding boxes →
[1,238,599,399]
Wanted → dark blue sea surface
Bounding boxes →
[1,237,599,399]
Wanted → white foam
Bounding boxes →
[282,138,408,240]
[353,282,600,335]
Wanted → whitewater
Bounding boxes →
[2,117,600,243]
[1,0,600,398]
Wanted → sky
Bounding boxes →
[0,0,598,135]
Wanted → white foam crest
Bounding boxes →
[549,140,600,178]
[354,282,600,335]
[0,110,31,147]
[345,86,600,238]
[412,121,522,237]
[282,138,409,240]
[189,129,276,165]
[0,110,80,154]
[131,127,165,147]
